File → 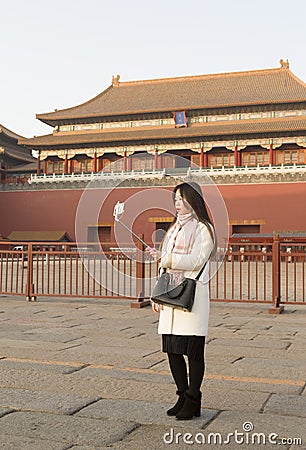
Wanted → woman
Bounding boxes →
[148,181,215,420]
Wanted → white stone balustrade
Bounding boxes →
[28,164,306,184]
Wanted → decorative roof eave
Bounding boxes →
[36,99,306,127]
[19,117,306,150]
[3,147,36,163]
[36,84,114,126]
[6,162,38,173]
[0,125,25,142]
[36,136,306,160]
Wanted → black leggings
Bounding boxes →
[167,352,205,397]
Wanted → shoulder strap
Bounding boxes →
[194,223,215,280]
[194,261,208,280]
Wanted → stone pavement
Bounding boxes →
[0,295,305,450]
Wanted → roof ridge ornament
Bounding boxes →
[280,59,289,69]
[112,74,121,86]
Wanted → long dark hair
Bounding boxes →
[171,181,216,246]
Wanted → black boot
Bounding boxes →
[167,390,186,416]
[176,391,201,420]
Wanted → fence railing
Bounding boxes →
[0,237,305,309]
[0,242,151,301]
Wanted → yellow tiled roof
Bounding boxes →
[36,64,306,125]
[0,124,25,140]
[7,231,72,242]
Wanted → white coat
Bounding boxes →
[157,222,214,336]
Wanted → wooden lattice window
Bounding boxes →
[241,152,269,166]
[208,153,234,168]
[276,150,305,165]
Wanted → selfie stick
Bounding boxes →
[113,201,151,249]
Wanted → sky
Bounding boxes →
[1,0,306,138]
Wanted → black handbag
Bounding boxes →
[151,262,208,312]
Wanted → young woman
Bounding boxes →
[148,181,215,420]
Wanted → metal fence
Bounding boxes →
[0,236,305,307]
[0,242,149,301]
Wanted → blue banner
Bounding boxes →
[175,111,187,127]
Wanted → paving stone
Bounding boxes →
[203,377,303,395]
[0,338,63,351]
[0,388,99,415]
[0,297,306,447]
[264,394,306,417]
[113,424,211,450]
[0,367,73,392]
[68,447,110,450]
[0,434,67,450]
[111,423,282,450]
[0,366,174,401]
[207,338,291,350]
[0,330,87,344]
[199,387,270,412]
[0,347,62,361]
[0,411,138,447]
[69,375,175,403]
[207,361,306,381]
[205,410,306,442]
[205,344,302,360]
[265,326,306,337]
[220,317,252,326]
[205,353,243,364]
[0,359,85,374]
[55,350,164,369]
[70,365,172,384]
[76,398,219,429]
[0,325,32,334]
[0,407,13,418]
[234,356,306,370]
[288,343,306,357]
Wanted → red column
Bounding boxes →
[70,160,74,173]
[93,152,97,172]
[200,147,204,168]
[203,152,208,168]
[64,155,68,174]
[269,143,274,165]
[123,150,127,171]
[154,149,158,170]
[237,150,241,166]
[234,145,238,167]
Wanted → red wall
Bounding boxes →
[218,182,306,233]
[0,190,82,240]
[1,182,306,241]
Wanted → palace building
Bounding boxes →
[20,59,306,176]
[1,60,306,242]
[0,124,36,183]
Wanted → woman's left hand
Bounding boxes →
[151,302,163,313]
[146,247,161,260]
